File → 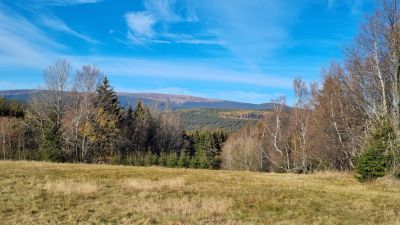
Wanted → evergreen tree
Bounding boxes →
[166,152,178,167]
[356,116,396,181]
[132,101,153,152]
[93,77,123,120]
[42,121,64,161]
[0,97,25,118]
[158,152,168,166]
[85,107,120,162]
[121,105,135,161]
[178,150,190,168]
[86,77,123,162]
[196,148,211,169]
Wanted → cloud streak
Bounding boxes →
[124,0,219,46]
[27,0,102,6]
[191,0,300,66]
[68,56,293,89]
[0,4,63,67]
[125,12,156,44]
[40,15,98,43]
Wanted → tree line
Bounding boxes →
[222,0,400,181]
[0,61,228,169]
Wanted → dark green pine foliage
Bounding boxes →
[91,77,124,162]
[132,101,153,152]
[356,117,396,182]
[120,101,155,162]
[94,77,123,120]
[42,122,64,162]
[0,97,25,118]
[120,105,135,161]
[158,152,168,166]
[166,152,178,167]
[187,129,228,169]
[41,102,66,162]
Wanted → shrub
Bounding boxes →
[189,155,198,168]
[149,153,159,165]
[196,149,211,169]
[166,152,178,167]
[355,116,395,182]
[178,151,190,168]
[356,147,388,182]
[158,152,168,166]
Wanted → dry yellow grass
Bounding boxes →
[43,180,97,195]
[123,177,185,191]
[1,160,400,225]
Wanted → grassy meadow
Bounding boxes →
[1,161,400,225]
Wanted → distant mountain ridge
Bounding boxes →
[0,89,278,110]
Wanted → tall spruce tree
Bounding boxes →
[121,105,135,161]
[132,101,152,152]
[93,77,123,121]
[87,77,123,162]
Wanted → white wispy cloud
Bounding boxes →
[68,56,293,89]
[144,0,182,22]
[28,0,102,6]
[175,39,224,45]
[125,12,156,37]
[327,0,365,14]
[0,5,64,68]
[144,0,199,23]
[124,0,219,45]
[125,12,156,44]
[40,15,98,43]
[159,32,223,45]
[0,1,98,68]
[192,0,300,66]
[328,0,335,9]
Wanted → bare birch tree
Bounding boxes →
[65,65,101,161]
[29,59,71,160]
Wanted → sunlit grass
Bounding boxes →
[1,160,400,224]
[43,180,97,195]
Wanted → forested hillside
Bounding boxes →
[0,90,276,110]
[174,108,264,131]
[0,90,270,131]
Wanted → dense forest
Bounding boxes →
[3,0,400,182]
[175,108,260,131]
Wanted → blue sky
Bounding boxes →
[0,0,374,104]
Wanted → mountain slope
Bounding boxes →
[0,89,277,110]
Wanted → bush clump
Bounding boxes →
[355,117,395,182]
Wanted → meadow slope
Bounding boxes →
[1,161,399,225]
